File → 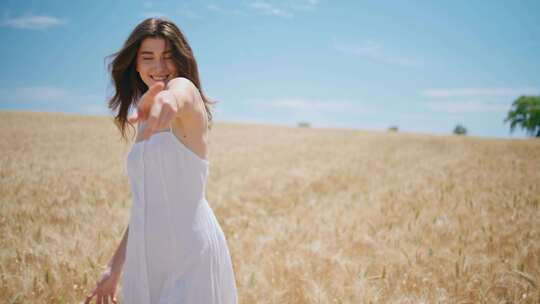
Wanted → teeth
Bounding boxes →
[152,75,168,80]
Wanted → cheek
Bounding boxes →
[137,63,151,76]
[168,63,179,76]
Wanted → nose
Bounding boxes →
[153,58,168,72]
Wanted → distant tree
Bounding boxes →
[297,121,310,128]
[453,124,467,135]
[388,125,398,132]
[504,95,540,137]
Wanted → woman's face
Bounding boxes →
[136,37,179,87]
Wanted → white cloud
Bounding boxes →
[397,112,440,121]
[245,97,374,114]
[421,87,539,113]
[289,0,321,11]
[207,4,221,11]
[333,40,418,67]
[206,4,247,16]
[141,3,202,20]
[422,87,539,98]
[424,100,509,113]
[249,1,293,18]
[209,1,319,18]
[0,85,109,115]
[1,13,66,29]
[13,86,71,101]
[334,40,379,56]
[220,95,378,129]
[178,8,203,20]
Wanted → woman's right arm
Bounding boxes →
[85,225,128,303]
[108,225,129,279]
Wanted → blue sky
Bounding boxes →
[1,0,539,138]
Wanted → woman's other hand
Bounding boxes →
[84,267,120,304]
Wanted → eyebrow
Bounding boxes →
[140,50,172,55]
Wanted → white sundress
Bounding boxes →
[122,122,238,303]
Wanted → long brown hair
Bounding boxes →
[105,17,216,142]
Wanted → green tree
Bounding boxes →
[453,124,467,135]
[504,95,540,137]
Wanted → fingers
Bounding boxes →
[156,109,171,132]
[156,102,176,131]
[85,288,97,304]
[111,283,118,304]
[143,112,158,140]
[97,294,113,304]
[147,81,165,96]
[143,103,177,140]
[139,89,178,140]
[138,82,165,121]
[85,291,116,304]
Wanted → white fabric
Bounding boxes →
[122,122,237,303]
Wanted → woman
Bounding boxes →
[85,17,238,304]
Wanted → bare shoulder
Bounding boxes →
[167,77,197,92]
[167,77,200,103]
[168,77,207,129]
[167,77,204,116]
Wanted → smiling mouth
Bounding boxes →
[151,75,169,81]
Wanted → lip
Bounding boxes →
[151,75,170,81]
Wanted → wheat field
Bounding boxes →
[1,110,539,303]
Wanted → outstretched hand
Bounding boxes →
[128,82,179,140]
